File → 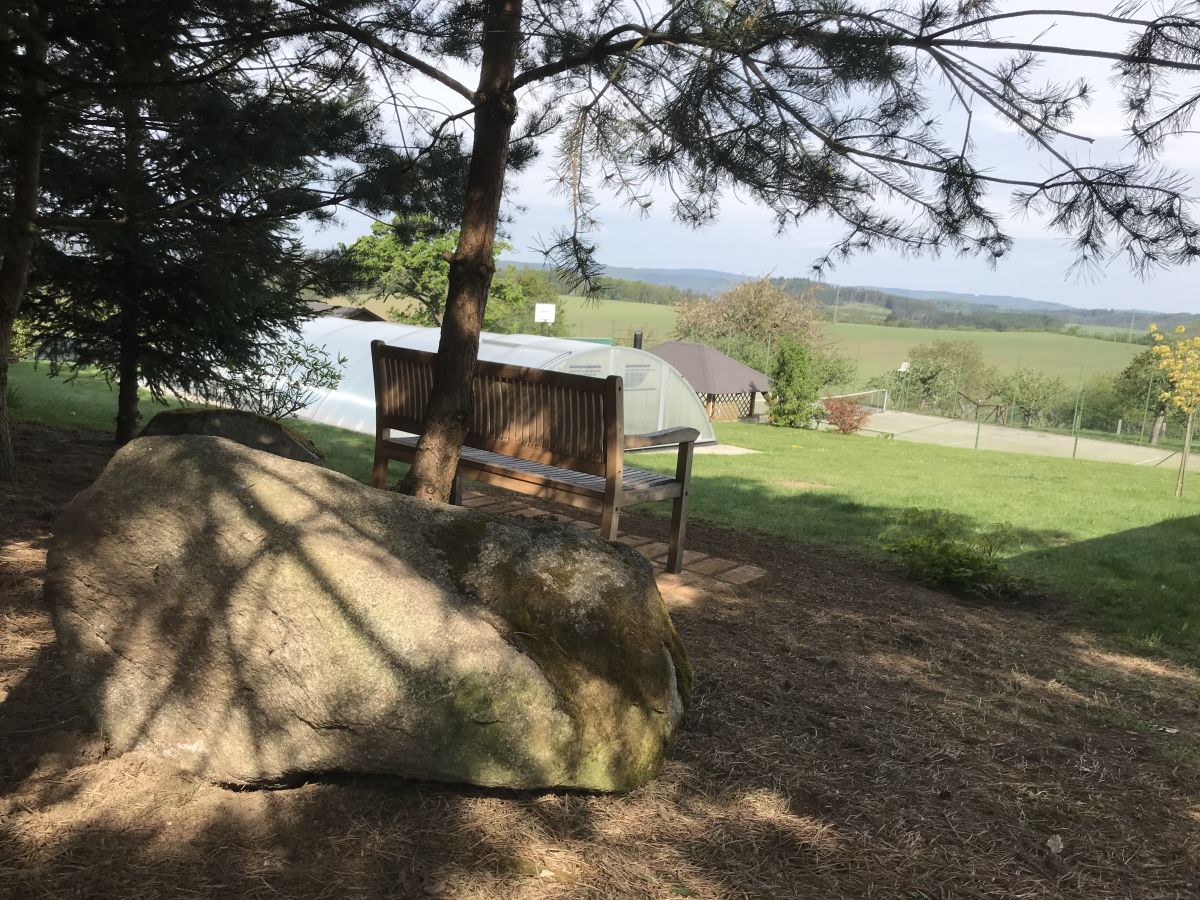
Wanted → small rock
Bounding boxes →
[140,408,325,465]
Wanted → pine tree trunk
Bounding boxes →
[398,0,522,502]
[114,312,141,445]
[112,93,146,445]
[0,23,48,482]
[0,318,17,481]
[1177,410,1195,499]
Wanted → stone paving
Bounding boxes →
[460,490,767,601]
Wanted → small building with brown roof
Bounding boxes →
[647,340,770,421]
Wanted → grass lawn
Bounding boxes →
[829,323,1143,386]
[9,359,1198,661]
[635,423,1200,660]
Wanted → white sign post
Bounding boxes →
[534,303,557,324]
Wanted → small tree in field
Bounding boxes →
[1150,324,1200,498]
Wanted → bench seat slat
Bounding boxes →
[383,436,680,500]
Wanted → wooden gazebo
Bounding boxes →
[648,341,770,421]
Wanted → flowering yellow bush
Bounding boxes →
[1149,323,1200,497]
[1149,324,1200,413]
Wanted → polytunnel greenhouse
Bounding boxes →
[295,317,718,444]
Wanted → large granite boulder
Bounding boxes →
[141,408,325,465]
[44,436,691,791]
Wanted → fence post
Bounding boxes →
[1072,388,1085,459]
[974,409,982,450]
[1139,371,1156,444]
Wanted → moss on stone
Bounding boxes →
[429,510,693,790]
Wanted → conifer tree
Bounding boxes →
[286,1,1200,501]
[1,0,465,461]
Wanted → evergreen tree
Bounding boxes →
[7,0,463,449]
[23,9,382,442]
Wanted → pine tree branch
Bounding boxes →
[284,0,477,102]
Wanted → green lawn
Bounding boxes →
[635,423,1200,660]
[9,359,1199,662]
[829,323,1143,386]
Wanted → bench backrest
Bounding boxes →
[371,341,623,477]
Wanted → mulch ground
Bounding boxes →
[2,422,1198,899]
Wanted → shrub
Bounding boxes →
[767,339,822,428]
[824,398,870,434]
[882,509,1017,600]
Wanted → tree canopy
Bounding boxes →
[345,219,568,334]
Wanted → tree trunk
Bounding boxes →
[1150,411,1166,446]
[0,21,48,482]
[114,311,141,444]
[111,91,147,445]
[1177,410,1195,499]
[398,0,522,502]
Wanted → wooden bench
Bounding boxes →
[370,341,698,573]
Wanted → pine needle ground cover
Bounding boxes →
[3,421,1199,899]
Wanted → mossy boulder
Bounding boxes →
[141,407,324,465]
[44,435,691,791]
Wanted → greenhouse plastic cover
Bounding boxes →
[294,318,717,444]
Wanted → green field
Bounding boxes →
[323,295,1144,391]
[9,359,1199,664]
[559,302,1144,388]
[558,296,679,345]
[829,323,1143,386]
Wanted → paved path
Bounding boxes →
[862,410,1182,468]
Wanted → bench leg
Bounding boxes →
[450,475,463,505]
[371,443,388,490]
[666,490,689,574]
[601,503,620,541]
[666,442,694,574]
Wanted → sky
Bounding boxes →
[305,2,1200,314]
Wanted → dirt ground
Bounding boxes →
[2,422,1198,899]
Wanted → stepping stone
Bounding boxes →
[509,507,552,519]
[656,571,702,590]
[660,583,709,605]
[637,542,670,561]
[717,564,768,585]
[617,534,653,548]
[461,494,502,508]
[689,556,739,576]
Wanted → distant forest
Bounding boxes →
[508,263,1195,339]
[770,278,1194,339]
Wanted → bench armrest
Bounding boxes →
[624,427,700,450]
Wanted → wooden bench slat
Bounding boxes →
[371,342,695,572]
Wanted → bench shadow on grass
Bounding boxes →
[3,439,1200,897]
